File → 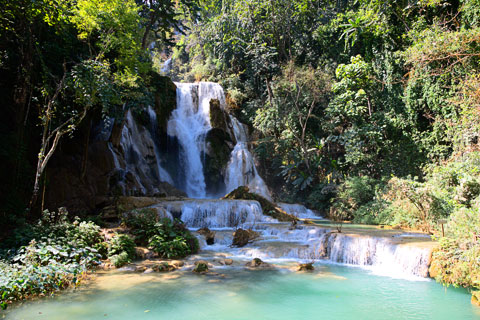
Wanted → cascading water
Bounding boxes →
[167,81,270,199]
[150,199,273,229]
[104,80,435,281]
[225,116,272,200]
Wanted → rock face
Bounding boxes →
[203,99,234,196]
[472,291,480,307]
[224,186,298,222]
[44,77,182,215]
[232,228,259,247]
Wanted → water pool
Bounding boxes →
[5,263,480,320]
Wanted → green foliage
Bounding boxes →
[122,209,160,245]
[109,251,131,268]
[0,209,104,310]
[123,210,198,259]
[107,234,136,267]
[147,219,199,259]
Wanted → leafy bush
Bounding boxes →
[122,209,159,245]
[109,252,131,268]
[123,210,199,259]
[107,234,136,267]
[147,219,199,259]
[430,203,480,291]
[330,176,382,221]
[0,208,106,310]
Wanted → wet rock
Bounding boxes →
[144,268,154,274]
[232,228,259,247]
[193,260,209,273]
[135,247,155,260]
[224,259,233,266]
[171,260,185,268]
[117,266,136,272]
[135,266,147,273]
[245,258,271,269]
[153,262,176,272]
[198,227,216,245]
[298,263,315,271]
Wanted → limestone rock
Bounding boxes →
[472,291,480,307]
[171,260,185,268]
[193,260,209,273]
[298,263,315,271]
[232,228,259,247]
[135,247,155,260]
[245,258,271,269]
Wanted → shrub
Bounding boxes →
[107,234,136,266]
[0,208,105,310]
[122,209,159,245]
[147,219,199,259]
[430,204,480,290]
[109,252,131,268]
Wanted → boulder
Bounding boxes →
[298,263,315,271]
[135,247,155,260]
[232,228,259,247]
[193,260,209,273]
[245,258,271,269]
[153,262,176,272]
[224,259,233,265]
[198,227,216,245]
[171,260,185,268]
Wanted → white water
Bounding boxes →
[167,83,226,198]
[277,203,323,219]
[158,200,435,279]
[225,116,272,200]
[167,82,270,199]
[150,199,274,228]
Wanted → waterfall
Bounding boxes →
[225,116,272,200]
[167,81,270,199]
[149,199,273,228]
[167,82,226,198]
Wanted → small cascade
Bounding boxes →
[150,199,273,228]
[277,203,323,219]
[323,233,432,278]
[225,116,272,200]
[108,109,173,195]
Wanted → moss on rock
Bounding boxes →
[223,186,298,222]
